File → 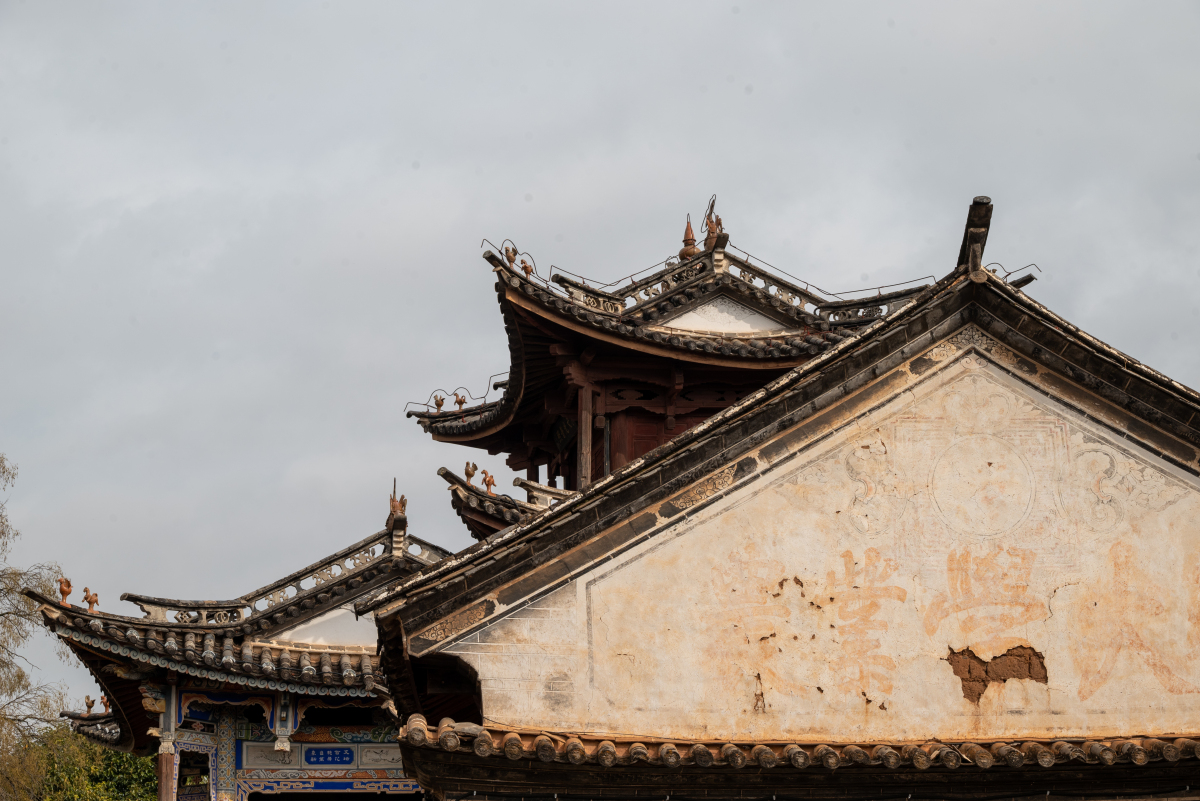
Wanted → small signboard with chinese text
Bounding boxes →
[304,747,355,766]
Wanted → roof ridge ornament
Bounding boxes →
[679,214,699,260]
[387,478,407,538]
[389,479,407,517]
[702,194,725,252]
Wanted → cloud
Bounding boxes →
[1,0,1198,691]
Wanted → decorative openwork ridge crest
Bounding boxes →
[122,529,449,630]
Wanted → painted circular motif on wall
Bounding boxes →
[932,434,1033,536]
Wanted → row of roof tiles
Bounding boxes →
[38,602,384,693]
[403,714,1200,772]
[502,265,846,352]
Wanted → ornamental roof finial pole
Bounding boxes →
[679,214,700,260]
[390,478,407,516]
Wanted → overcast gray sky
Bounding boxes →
[3,1,1199,695]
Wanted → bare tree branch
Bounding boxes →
[0,454,75,799]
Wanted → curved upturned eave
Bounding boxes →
[411,252,869,444]
[415,284,810,446]
[420,288,529,445]
[439,466,536,539]
[63,638,143,753]
[506,287,812,370]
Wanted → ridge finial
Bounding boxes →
[679,214,700,260]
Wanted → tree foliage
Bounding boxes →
[0,722,157,801]
[0,454,62,740]
[0,454,63,751]
[0,456,155,800]
[90,747,157,801]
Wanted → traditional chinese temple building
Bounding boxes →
[32,197,1200,800]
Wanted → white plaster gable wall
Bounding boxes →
[275,604,378,647]
[660,296,790,334]
[442,586,581,726]
[437,327,1200,743]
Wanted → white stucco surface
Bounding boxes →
[278,605,377,647]
[436,327,1200,743]
[660,295,789,334]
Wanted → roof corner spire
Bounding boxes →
[679,214,700,260]
[387,478,407,535]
